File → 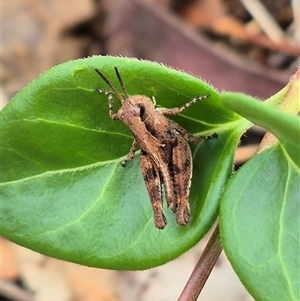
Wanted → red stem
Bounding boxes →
[177,223,222,301]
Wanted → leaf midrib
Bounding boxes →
[0,159,119,185]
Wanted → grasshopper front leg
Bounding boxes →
[95,88,119,120]
[121,139,138,167]
[159,94,209,116]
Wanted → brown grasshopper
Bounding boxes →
[95,67,215,229]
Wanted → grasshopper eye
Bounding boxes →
[138,104,145,117]
[132,104,145,117]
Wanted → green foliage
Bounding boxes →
[220,144,299,301]
[1,56,299,300]
[221,91,300,167]
[1,56,240,269]
[219,77,300,301]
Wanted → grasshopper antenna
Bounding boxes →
[95,68,125,103]
[114,67,129,99]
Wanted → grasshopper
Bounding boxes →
[95,67,215,229]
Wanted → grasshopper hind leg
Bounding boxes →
[140,150,167,229]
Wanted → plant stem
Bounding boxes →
[177,223,222,301]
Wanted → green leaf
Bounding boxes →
[1,56,242,269]
[220,144,300,301]
[220,92,300,167]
